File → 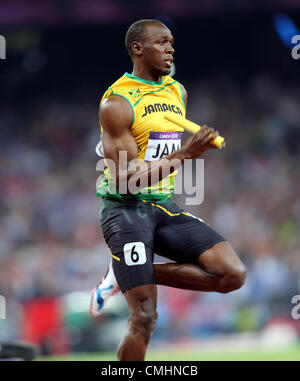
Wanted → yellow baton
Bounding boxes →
[164,114,225,149]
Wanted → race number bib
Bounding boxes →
[144,131,182,161]
[124,242,147,266]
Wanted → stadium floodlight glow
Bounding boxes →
[273,14,299,49]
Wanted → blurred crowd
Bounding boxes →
[0,72,299,347]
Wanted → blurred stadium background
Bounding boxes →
[0,0,300,361]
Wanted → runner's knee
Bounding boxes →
[130,309,158,338]
[197,242,247,293]
[217,264,247,293]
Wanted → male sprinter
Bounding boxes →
[90,19,247,361]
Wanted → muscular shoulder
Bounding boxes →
[100,95,134,136]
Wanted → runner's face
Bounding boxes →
[142,23,174,76]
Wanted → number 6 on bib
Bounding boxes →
[124,242,147,266]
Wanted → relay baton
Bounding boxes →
[164,114,225,149]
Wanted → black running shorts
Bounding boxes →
[99,197,226,293]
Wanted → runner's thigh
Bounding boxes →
[100,199,157,293]
[154,210,226,264]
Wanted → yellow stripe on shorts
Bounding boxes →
[109,247,120,261]
[142,199,181,217]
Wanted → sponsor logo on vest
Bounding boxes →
[142,103,183,117]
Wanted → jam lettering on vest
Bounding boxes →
[151,141,181,159]
[160,144,169,157]
[152,144,161,159]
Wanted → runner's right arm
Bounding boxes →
[100,95,220,193]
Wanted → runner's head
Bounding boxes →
[125,19,174,76]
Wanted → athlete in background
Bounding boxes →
[90,19,247,361]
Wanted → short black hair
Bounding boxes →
[125,19,162,59]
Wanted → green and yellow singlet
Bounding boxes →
[96,72,186,202]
